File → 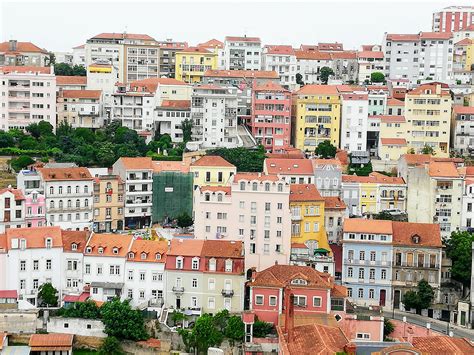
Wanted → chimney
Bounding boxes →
[9,40,17,51]
[284,288,295,343]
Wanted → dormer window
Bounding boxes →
[155,253,161,260]
[205,193,210,201]
[85,247,92,254]
[278,183,283,192]
[141,252,147,260]
[217,193,223,202]
[252,182,258,191]
[291,278,307,285]
[265,183,270,191]
[225,259,233,272]
[112,247,119,254]
[98,247,104,254]
[412,234,420,244]
[240,182,245,191]
[45,238,52,249]
[176,256,184,269]
[71,243,77,251]
[209,258,216,271]
[192,257,199,270]
[20,239,26,250]
[128,252,135,259]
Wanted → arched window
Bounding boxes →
[50,200,55,208]
[49,186,54,195]
[85,199,89,207]
[217,193,223,202]
[209,258,216,271]
[225,259,233,272]
[58,186,63,194]
[76,199,80,208]
[240,181,245,191]
[112,247,119,254]
[155,253,161,260]
[141,252,147,260]
[75,186,80,193]
[128,252,135,259]
[205,193,210,201]
[98,247,104,254]
[192,257,200,270]
[265,183,270,191]
[59,200,63,209]
[252,182,258,191]
[45,238,52,249]
[278,183,283,192]
[84,185,89,193]
[67,186,71,194]
[67,199,72,208]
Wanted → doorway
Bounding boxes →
[379,289,386,307]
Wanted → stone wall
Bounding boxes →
[47,317,106,337]
[0,309,38,333]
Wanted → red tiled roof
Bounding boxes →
[335,150,349,166]
[343,218,393,234]
[342,172,405,184]
[85,233,133,257]
[331,284,347,298]
[0,187,24,200]
[378,115,406,123]
[265,158,314,175]
[61,90,101,99]
[130,77,187,93]
[253,81,288,92]
[56,76,87,85]
[73,44,85,49]
[1,66,52,74]
[201,186,231,195]
[401,154,432,166]
[204,69,279,79]
[409,83,450,97]
[160,100,191,109]
[116,157,153,170]
[294,50,332,60]
[201,240,244,258]
[312,159,342,168]
[63,292,89,303]
[295,85,339,95]
[386,34,420,41]
[455,38,474,46]
[387,98,404,106]
[38,167,93,181]
[291,243,308,249]
[318,42,344,51]
[152,160,190,173]
[428,161,460,178]
[341,93,368,100]
[0,290,18,299]
[168,239,204,256]
[420,32,453,40]
[330,51,357,59]
[225,36,261,43]
[5,226,63,249]
[392,221,442,248]
[29,334,73,348]
[181,46,212,54]
[265,45,295,55]
[290,184,323,202]
[198,39,223,49]
[381,138,407,146]
[249,264,332,289]
[191,155,235,168]
[233,172,280,182]
[411,336,474,354]
[62,230,88,253]
[323,197,346,210]
[91,33,155,41]
[128,239,168,263]
[358,51,384,59]
[453,105,474,115]
[0,41,48,54]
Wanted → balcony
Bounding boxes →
[221,289,234,297]
[291,215,302,221]
[172,286,184,293]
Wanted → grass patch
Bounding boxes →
[73,349,99,355]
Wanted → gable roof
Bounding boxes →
[265,45,295,55]
[225,36,261,43]
[128,239,168,263]
[130,77,187,93]
[37,167,93,181]
[152,160,191,173]
[253,81,288,92]
[343,218,393,234]
[295,50,332,60]
[117,157,153,170]
[201,240,243,258]
[0,41,48,54]
[62,230,89,253]
[168,239,204,257]
[290,184,323,202]
[295,85,339,95]
[198,39,224,49]
[200,186,231,195]
[387,98,404,106]
[191,155,235,168]
[0,187,24,200]
[0,290,18,299]
[265,158,314,175]
[411,336,474,354]
[392,221,442,248]
[181,46,212,54]
[61,90,101,99]
[323,197,346,210]
[29,334,73,349]
[160,100,191,109]
[4,226,63,249]
[453,105,474,115]
[85,233,133,257]
[428,161,460,178]
[56,76,88,85]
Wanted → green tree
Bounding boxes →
[46,52,56,66]
[72,65,86,76]
[9,155,34,172]
[315,140,337,158]
[444,231,474,288]
[171,311,187,327]
[383,319,395,340]
[225,315,245,345]
[403,280,434,313]
[100,299,148,340]
[421,145,435,155]
[0,130,14,148]
[373,210,395,220]
[319,66,335,84]
[207,145,266,172]
[253,319,274,337]
[58,300,101,319]
[179,119,194,144]
[37,283,59,307]
[26,121,54,139]
[192,314,224,353]
[176,212,193,229]
[370,72,385,83]
[99,336,122,355]
[296,73,304,86]
[54,63,73,76]
[96,142,116,167]
[213,309,230,332]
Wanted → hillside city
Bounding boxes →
[1,3,474,355]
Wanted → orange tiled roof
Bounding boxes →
[0,66,52,74]
[117,157,153,170]
[294,50,332,60]
[130,77,187,93]
[0,41,48,54]
[312,159,342,167]
[91,33,155,41]
[198,39,223,49]
[0,187,24,200]
[201,186,231,195]
[201,240,243,258]
[249,264,332,289]
[128,239,168,263]
[411,336,474,354]
[323,197,346,210]
[343,218,393,234]
[330,51,358,59]
[160,100,191,109]
[37,167,93,181]
[29,333,73,348]
[152,160,190,173]
[387,98,404,106]
[253,81,288,92]
[341,93,368,100]
[392,221,442,248]
[225,36,260,43]
[181,46,212,54]
[455,38,474,46]
[401,154,432,166]
[342,172,405,184]
[386,34,420,41]
[61,90,101,99]
[234,172,280,182]
[378,115,406,123]
[265,45,295,55]
[204,69,279,79]
[331,284,348,298]
[85,233,133,257]
[168,239,204,256]
[4,226,63,249]
[62,230,89,252]
[380,138,407,146]
[420,32,453,40]
[428,161,460,178]
[358,51,384,59]
[56,76,87,85]
[408,83,450,96]
[290,184,323,202]
[453,105,474,115]
[265,158,314,175]
[191,155,235,168]
[318,42,344,51]
[295,84,339,95]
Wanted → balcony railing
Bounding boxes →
[172,286,184,293]
[221,289,234,297]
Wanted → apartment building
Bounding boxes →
[164,239,245,314]
[342,172,407,216]
[61,230,88,297]
[112,157,153,229]
[198,39,226,70]
[324,197,346,243]
[72,44,86,67]
[391,222,442,310]
[0,66,56,131]
[0,188,25,233]
[24,189,46,228]
[292,85,341,151]
[357,46,385,83]
[263,158,313,184]
[193,173,291,271]
[175,47,218,83]
[451,106,474,155]
[251,81,291,152]
[387,97,405,116]
[295,50,333,84]
[461,167,474,230]
[262,45,297,90]
[432,6,474,32]
[418,32,454,83]
[189,155,236,189]
[453,38,474,84]
[56,76,87,91]
[0,40,49,66]
[401,157,464,238]
[340,92,369,153]
[85,33,123,76]
[155,100,191,142]
[57,90,103,129]
[377,116,408,161]
[313,159,343,197]
[86,63,119,116]
[156,40,188,78]
[93,175,125,233]
[331,51,359,83]
[405,83,451,156]
[383,33,421,82]
[224,36,262,71]
[342,219,393,309]
[191,85,239,149]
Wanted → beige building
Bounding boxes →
[404,83,451,157]
[93,175,124,233]
[0,40,49,66]
[57,90,103,128]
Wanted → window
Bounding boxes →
[140,272,145,281]
[381,269,387,280]
[348,267,353,278]
[45,238,52,249]
[348,288,352,297]
[192,278,198,288]
[358,288,364,298]
[370,251,376,261]
[293,295,307,307]
[359,251,365,261]
[192,257,199,270]
[208,278,215,290]
[128,270,133,280]
[313,297,322,307]
[208,297,215,309]
[358,268,365,279]
[255,295,264,305]
[225,259,233,272]
[369,268,375,280]
[209,258,216,271]
[176,257,183,269]
[269,296,277,306]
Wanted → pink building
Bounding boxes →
[251,81,291,153]
[24,190,46,228]
[0,188,25,233]
[248,264,347,324]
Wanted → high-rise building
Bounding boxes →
[432,6,474,33]
[224,36,262,71]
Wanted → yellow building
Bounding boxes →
[378,115,409,161]
[175,47,218,83]
[454,38,474,72]
[292,85,341,151]
[93,175,125,232]
[404,83,451,157]
[189,155,236,189]
[289,184,330,251]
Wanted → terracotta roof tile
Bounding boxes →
[225,36,261,43]
[318,42,344,51]
[233,172,281,182]
[323,197,346,210]
[152,160,190,173]
[265,158,314,175]
[191,155,235,168]
[392,221,442,248]
[128,239,168,263]
[198,39,224,49]
[295,85,339,95]
[341,93,368,100]
[201,240,244,258]
[0,66,52,74]
[387,98,404,106]
[455,38,474,46]
[453,105,474,115]
[37,167,93,181]
[56,76,87,85]
[409,83,451,97]
[29,333,73,348]
[294,50,332,60]
[160,100,191,109]
[61,90,101,99]
[201,186,231,195]
[401,154,432,166]
[0,41,48,54]
[91,33,155,41]
[343,218,393,234]
[265,45,295,55]
[117,157,153,170]
[0,187,24,200]
[428,161,460,178]
[204,69,279,79]
[377,115,406,123]
[342,172,405,184]
[130,77,188,93]
[381,138,407,146]
[168,239,204,256]
[5,226,63,249]
[411,336,474,354]
[290,184,323,202]
[0,290,17,298]
[62,230,89,252]
[253,81,288,92]
[85,233,133,257]
[386,34,420,41]
[358,51,384,59]
[181,46,212,54]
[420,32,453,40]
[330,51,358,59]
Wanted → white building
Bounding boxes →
[224,36,262,71]
[340,92,369,153]
[295,50,333,84]
[37,167,94,231]
[155,100,191,142]
[0,66,56,131]
[262,45,297,90]
[357,45,384,83]
[193,173,291,271]
[0,188,25,233]
[418,32,454,83]
[112,157,153,229]
[72,44,86,67]
[191,85,239,149]
[61,230,88,297]
[57,90,103,129]
[54,52,73,65]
